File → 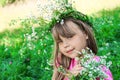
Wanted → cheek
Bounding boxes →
[74,37,87,48]
[58,45,64,52]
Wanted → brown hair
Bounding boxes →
[51,17,97,80]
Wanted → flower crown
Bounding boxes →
[37,0,92,29]
[49,5,93,29]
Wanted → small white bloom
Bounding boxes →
[27,35,31,41]
[96,67,100,71]
[82,49,85,54]
[100,59,106,65]
[88,73,93,77]
[106,52,111,56]
[32,32,37,37]
[4,48,8,52]
[86,47,90,50]
[45,67,50,70]
[60,19,64,25]
[105,43,109,46]
[107,61,112,68]
[90,50,93,53]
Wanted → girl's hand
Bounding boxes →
[69,63,83,76]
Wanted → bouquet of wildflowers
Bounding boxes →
[57,47,112,80]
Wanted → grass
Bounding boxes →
[0,7,120,80]
[92,7,120,80]
[0,0,24,6]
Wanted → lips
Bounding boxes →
[66,48,74,54]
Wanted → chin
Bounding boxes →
[70,55,77,59]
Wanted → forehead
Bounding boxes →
[52,20,83,41]
[59,21,84,38]
[65,21,80,32]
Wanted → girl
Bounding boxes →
[51,11,113,80]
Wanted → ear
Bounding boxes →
[83,32,88,39]
[86,34,88,39]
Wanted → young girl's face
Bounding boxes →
[58,21,88,58]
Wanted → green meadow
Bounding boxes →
[0,7,120,80]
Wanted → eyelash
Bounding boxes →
[67,36,74,39]
[67,37,72,39]
[57,40,62,43]
[57,35,74,43]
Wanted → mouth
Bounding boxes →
[66,48,74,54]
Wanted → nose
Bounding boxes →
[63,41,69,48]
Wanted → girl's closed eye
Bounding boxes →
[67,35,75,40]
[57,40,63,44]
[67,37,72,39]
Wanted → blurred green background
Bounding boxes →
[0,0,120,80]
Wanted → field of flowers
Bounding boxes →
[0,7,120,80]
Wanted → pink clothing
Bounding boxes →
[63,56,113,80]
[63,58,77,80]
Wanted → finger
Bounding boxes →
[78,63,82,67]
[77,67,83,71]
[74,50,82,55]
[77,64,82,68]
[73,70,82,76]
[73,64,82,70]
[73,67,83,72]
